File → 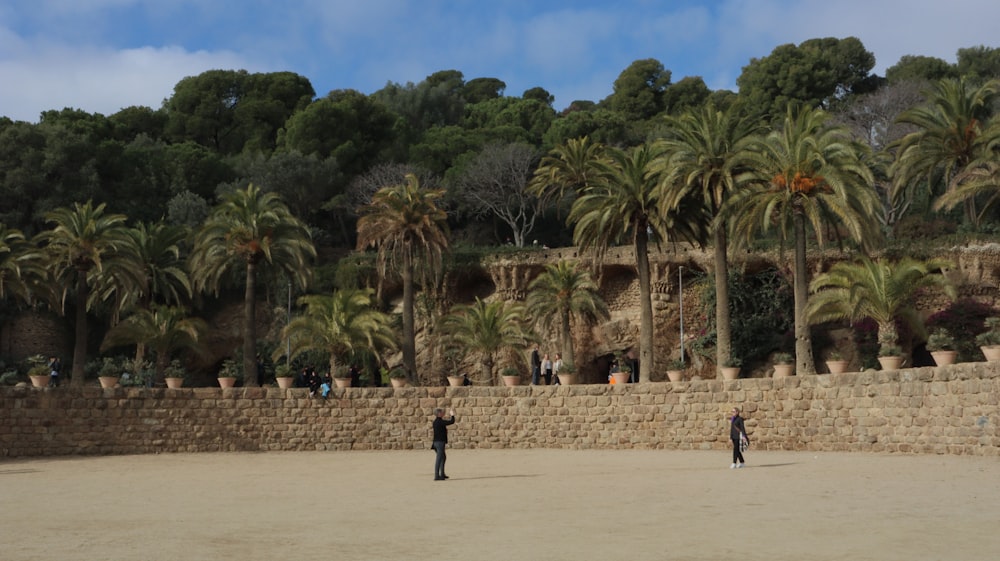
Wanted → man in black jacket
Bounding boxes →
[432,408,456,481]
[730,407,748,468]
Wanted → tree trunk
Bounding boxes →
[154,351,169,387]
[560,308,574,367]
[401,250,417,382]
[793,211,816,375]
[713,227,731,379]
[480,360,493,386]
[71,269,88,386]
[635,228,654,383]
[243,260,259,386]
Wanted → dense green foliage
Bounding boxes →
[4,37,1000,383]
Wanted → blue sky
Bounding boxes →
[2,0,999,123]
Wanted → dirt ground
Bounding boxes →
[2,448,998,561]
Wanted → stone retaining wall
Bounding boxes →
[2,362,998,458]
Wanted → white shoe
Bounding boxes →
[737,463,744,469]
[730,463,736,469]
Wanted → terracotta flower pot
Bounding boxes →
[877,356,904,370]
[611,372,629,385]
[390,377,407,388]
[825,360,849,374]
[334,377,352,388]
[447,375,464,387]
[720,367,740,380]
[980,345,1000,362]
[98,376,119,389]
[165,377,184,389]
[666,369,683,382]
[930,350,958,367]
[218,376,237,388]
[502,375,520,387]
[276,376,294,389]
[29,375,50,388]
[557,373,576,385]
[773,364,795,378]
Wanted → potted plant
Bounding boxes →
[274,363,294,389]
[333,367,353,388]
[387,367,408,388]
[217,358,240,388]
[926,328,958,366]
[877,344,904,370]
[443,348,465,387]
[97,357,122,389]
[666,358,685,382]
[500,366,521,386]
[825,350,849,374]
[164,359,186,389]
[720,357,741,380]
[976,317,1000,361]
[557,361,577,385]
[772,352,794,378]
[26,354,50,388]
[611,352,631,385]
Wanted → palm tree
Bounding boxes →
[891,77,1000,228]
[932,122,1000,221]
[653,103,762,372]
[438,298,534,385]
[189,184,316,386]
[807,256,955,355]
[36,201,132,385]
[731,105,880,375]
[569,143,708,382]
[529,136,606,211]
[100,304,208,386]
[124,221,192,309]
[356,173,449,381]
[526,259,608,368]
[279,288,396,377]
[0,224,37,306]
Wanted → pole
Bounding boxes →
[679,265,685,365]
[286,279,292,365]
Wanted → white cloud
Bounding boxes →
[0,35,258,122]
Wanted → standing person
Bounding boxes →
[530,343,541,385]
[552,353,563,385]
[730,407,748,469]
[48,356,61,387]
[431,408,456,481]
[541,353,553,385]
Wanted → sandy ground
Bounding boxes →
[2,448,998,561]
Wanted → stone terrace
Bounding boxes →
[1,360,998,458]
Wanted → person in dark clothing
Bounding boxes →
[431,408,456,481]
[48,356,61,387]
[530,344,541,385]
[307,368,320,397]
[295,367,309,388]
[730,407,748,468]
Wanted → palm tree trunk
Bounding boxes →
[155,351,169,387]
[560,309,574,367]
[635,228,653,383]
[793,211,816,375]
[71,269,88,386]
[243,260,259,386]
[401,250,417,382]
[713,227,731,378]
[481,361,493,386]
